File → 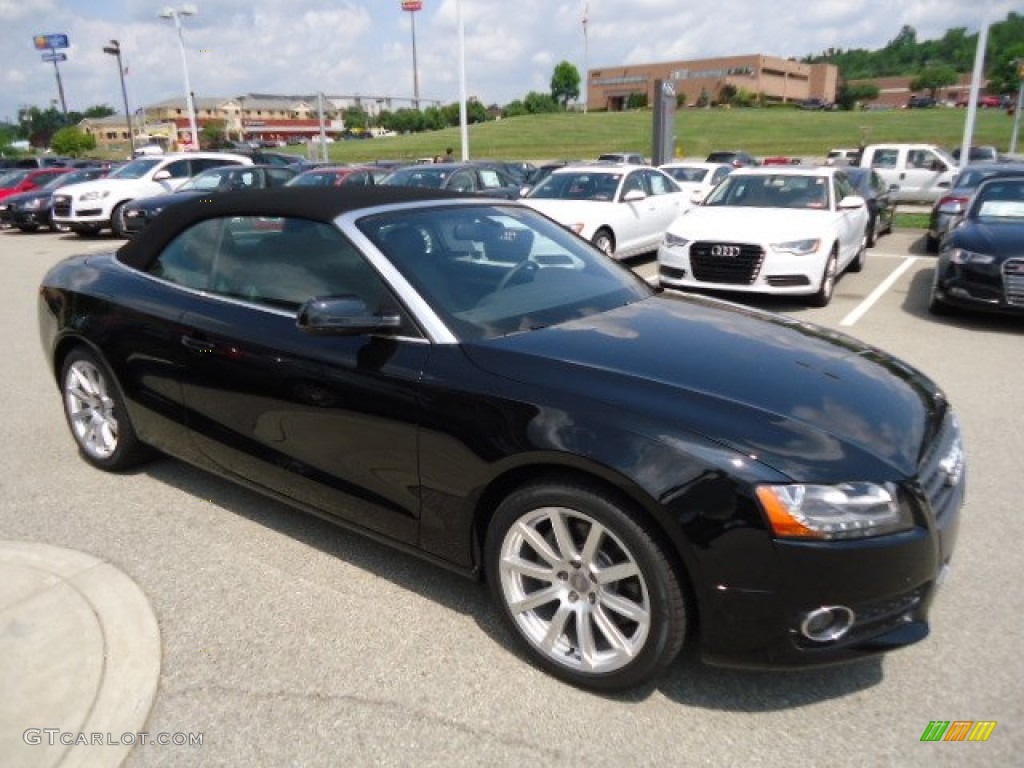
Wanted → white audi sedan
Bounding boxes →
[658,167,870,306]
[658,161,733,202]
[523,164,687,259]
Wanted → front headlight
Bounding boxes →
[20,198,45,210]
[756,482,911,540]
[948,248,995,265]
[770,238,821,256]
[663,231,689,249]
[80,190,110,202]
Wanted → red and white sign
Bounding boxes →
[401,1,422,11]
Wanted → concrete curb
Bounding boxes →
[0,542,161,768]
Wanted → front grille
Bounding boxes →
[690,242,764,285]
[53,195,71,217]
[1004,259,1024,306]
[918,411,964,524]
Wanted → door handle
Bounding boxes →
[181,335,216,354]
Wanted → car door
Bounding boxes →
[611,170,650,254]
[165,215,429,544]
[639,169,684,247]
[868,147,902,199]
[832,174,866,268]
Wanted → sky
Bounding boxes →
[0,0,1018,124]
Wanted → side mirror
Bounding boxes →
[622,189,647,203]
[838,195,866,210]
[690,189,707,205]
[296,296,401,335]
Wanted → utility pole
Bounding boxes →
[1010,59,1024,154]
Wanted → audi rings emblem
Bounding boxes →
[711,244,741,258]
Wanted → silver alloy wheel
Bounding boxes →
[497,506,651,674]
[64,359,119,460]
[822,252,837,296]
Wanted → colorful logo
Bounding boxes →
[921,721,997,742]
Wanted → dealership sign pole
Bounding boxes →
[33,34,70,123]
[402,1,422,109]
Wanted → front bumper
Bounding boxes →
[658,242,827,297]
[932,257,1024,316]
[696,414,964,669]
[11,209,51,228]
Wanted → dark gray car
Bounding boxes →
[926,162,1024,251]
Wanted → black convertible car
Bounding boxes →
[39,186,964,690]
[929,175,1024,316]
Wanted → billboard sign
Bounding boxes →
[33,33,69,50]
[401,1,423,11]
[41,52,67,63]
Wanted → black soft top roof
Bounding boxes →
[116,185,469,269]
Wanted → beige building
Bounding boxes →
[79,115,132,151]
[588,54,838,110]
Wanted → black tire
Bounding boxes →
[16,223,40,233]
[60,347,152,471]
[927,288,952,316]
[71,223,102,237]
[110,202,129,238]
[485,480,687,691]
[865,214,877,248]
[809,249,838,307]
[925,234,939,254]
[591,228,615,257]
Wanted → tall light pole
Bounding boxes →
[159,5,199,150]
[456,0,468,160]
[1010,58,1024,155]
[401,1,422,109]
[582,2,589,113]
[102,40,134,153]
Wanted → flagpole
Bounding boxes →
[582,2,589,114]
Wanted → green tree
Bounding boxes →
[50,126,96,156]
[200,119,226,149]
[910,64,958,98]
[625,91,648,109]
[986,44,1024,94]
[82,105,116,119]
[342,106,369,132]
[550,61,581,108]
[836,81,880,110]
[523,91,559,114]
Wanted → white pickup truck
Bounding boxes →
[52,152,252,237]
[857,143,957,203]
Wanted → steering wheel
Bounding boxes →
[495,260,538,292]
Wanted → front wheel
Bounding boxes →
[110,202,129,238]
[60,347,152,471]
[485,481,687,690]
[591,228,615,257]
[16,223,39,233]
[809,249,838,307]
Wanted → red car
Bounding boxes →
[0,167,72,202]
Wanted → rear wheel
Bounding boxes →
[60,347,152,471]
[485,481,687,690]
[865,214,877,248]
[16,223,39,233]
[849,230,868,273]
[71,223,102,237]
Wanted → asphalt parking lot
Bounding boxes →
[1,226,1022,767]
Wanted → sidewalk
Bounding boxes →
[0,542,161,768]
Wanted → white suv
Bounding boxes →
[52,152,252,237]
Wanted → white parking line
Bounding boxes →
[840,257,918,326]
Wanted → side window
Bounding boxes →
[712,167,731,185]
[214,217,398,314]
[162,159,191,178]
[447,171,476,193]
[871,149,898,169]
[148,218,225,290]
[478,169,506,190]
[266,168,296,187]
[193,158,240,175]
[621,172,645,199]
[833,175,855,204]
[907,150,932,170]
[644,170,675,196]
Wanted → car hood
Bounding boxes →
[2,188,51,205]
[126,190,202,210]
[951,219,1024,256]
[669,205,840,241]
[464,294,945,480]
[54,178,154,198]
[524,198,613,219]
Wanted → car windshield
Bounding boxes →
[107,158,162,180]
[0,171,30,188]
[381,167,451,189]
[526,171,621,201]
[955,168,1012,190]
[38,173,75,191]
[704,174,830,210]
[970,179,1024,220]
[663,167,708,183]
[358,204,650,341]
